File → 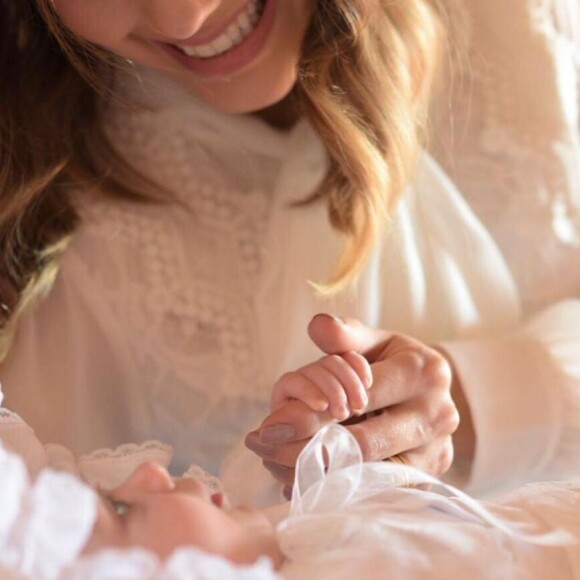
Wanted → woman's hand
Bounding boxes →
[245,314,460,487]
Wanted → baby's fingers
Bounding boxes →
[341,351,373,390]
[271,372,330,413]
[306,353,370,418]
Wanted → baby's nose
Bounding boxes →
[124,461,176,493]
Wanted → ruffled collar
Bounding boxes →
[111,66,321,168]
[0,443,97,580]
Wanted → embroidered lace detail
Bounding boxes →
[79,104,275,405]
[0,408,24,425]
[432,0,580,314]
[78,441,174,489]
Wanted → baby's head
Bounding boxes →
[0,438,281,578]
[84,462,283,568]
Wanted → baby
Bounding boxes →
[82,352,374,567]
[2,356,580,579]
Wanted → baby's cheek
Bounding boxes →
[132,501,229,560]
[81,506,126,555]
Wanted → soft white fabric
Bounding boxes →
[0,385,578,580]
[64,548,279,580]
[279,426,580,580]
[0,442,97,580]
[2,413,579,580]
[61,425,580,579]
[1,0,580,494]
[430,0,580,493]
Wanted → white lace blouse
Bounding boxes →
[1,0,580,496]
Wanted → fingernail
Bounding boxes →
[245,433,275,458]
[358,392,369,410]
[283,486,292,500]
[260,424,296,444]
[312,313,345,325]
[333,405,350,421]
[263,460,293,479]
[365,370,373,389]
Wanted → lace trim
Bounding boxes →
[78,441,174,489]
[77,105,274,401]
[78,441,173,464]
[182,464,223,492]
[0,408,25,425]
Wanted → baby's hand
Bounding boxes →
[270,352,372,421]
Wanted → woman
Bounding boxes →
[0,0,578,497]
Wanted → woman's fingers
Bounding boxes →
[365,341,453,410]
[346,402,459,466]
[262,461,296,487]
[245,427,309,472]
[251,316,460,479]
[257,399,335,442]
[248,397,459,471]
[401,436,455,476]
[308,314,392,360]
[255,435,455,487]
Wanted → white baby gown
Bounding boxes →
[0,382,578,580]
[1,400,579,580]
[277,426,580,580]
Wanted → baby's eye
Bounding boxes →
[111,500,131,518]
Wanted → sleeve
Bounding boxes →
[441,299,580,496]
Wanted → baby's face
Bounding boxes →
[84,462,278,565]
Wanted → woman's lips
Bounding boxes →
[176,0,259,48]
[160,0,276,78]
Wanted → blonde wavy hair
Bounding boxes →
[0,0,443,357]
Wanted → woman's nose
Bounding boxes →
[141,0,221,40]
[121,461,175,494]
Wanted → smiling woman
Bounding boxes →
[172,1,264,59]
[3,1,580,554]
[51,0,313,112]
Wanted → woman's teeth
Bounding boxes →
[175,0,265,59]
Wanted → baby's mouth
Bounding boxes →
[210,492,230,508]
[173,0,266,60]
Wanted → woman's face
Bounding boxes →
[84,462,279,565]
[50,0,313,114]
